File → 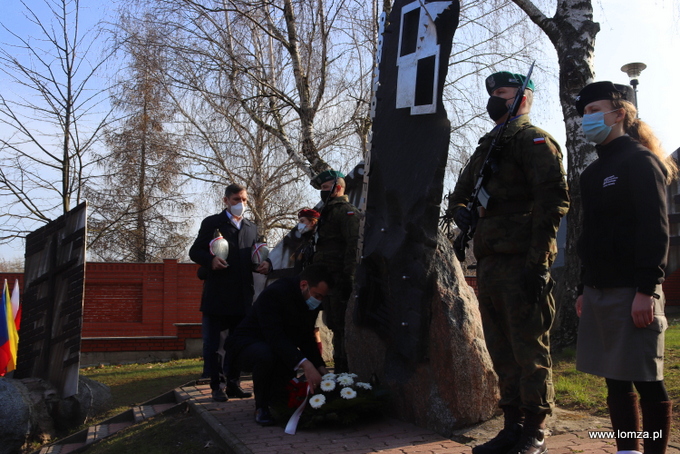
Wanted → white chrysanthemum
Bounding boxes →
[356,382,372,390]
[337,375,354,386]
[347,373,358,378]
[322,373,337,381]
[310,394,326,409]
[320,379,336,392]
[340,387,357,399]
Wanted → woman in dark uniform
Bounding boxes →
[574,81,677,454]
[289,208,320,273]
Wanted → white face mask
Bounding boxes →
[297,222,308,234]
[229,202,245,217]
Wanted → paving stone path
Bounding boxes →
[179,380,680,454]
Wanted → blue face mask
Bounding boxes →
[306,295,322,310]
[581,109,618,144]
[303,285,323,310]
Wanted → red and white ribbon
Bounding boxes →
[284,384,311,435]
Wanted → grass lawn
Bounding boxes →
[80,410,224,454]
[80,357,205,422]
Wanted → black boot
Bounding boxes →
[226,379,253,398]
[607,392,641,452]
[472,407,524,454]
[640,400,672,454]
[506,412,547,454]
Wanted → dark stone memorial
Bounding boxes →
[14,202,87,398]
[347,0,498,434]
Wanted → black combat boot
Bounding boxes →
[506,412,547,454]
[472,406,524,454]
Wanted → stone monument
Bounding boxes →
[347,0,498,435]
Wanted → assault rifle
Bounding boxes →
[448,62,535,262]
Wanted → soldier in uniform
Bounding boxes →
[310,169,360,373]
[448,72,569,454]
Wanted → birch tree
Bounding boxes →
[510,0,600,346]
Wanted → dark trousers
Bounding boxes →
[231,341,295,409]
[202,314,244,391]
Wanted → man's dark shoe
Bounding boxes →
[255,407,275,426]
[211,389,228,402]
[226,380,252,398]
[471,423,523,454]
[506,428,547,454]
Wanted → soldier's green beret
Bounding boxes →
[310,169,345,189]
[575,81,634,116]
[485,71,535,95]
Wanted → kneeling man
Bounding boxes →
[226,264,333,426]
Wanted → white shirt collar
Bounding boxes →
[225,210,242,230]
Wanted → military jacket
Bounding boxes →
[449,115,569,268]
[312,195,360,279]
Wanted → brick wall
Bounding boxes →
[81,260,203,337]
[663,270,680,306]
[2,262,678,361]
[464,276,478,295]
[1,260,204,358]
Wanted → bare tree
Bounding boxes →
[443,0,547,181]
[146,0,372,176]
[120,0,375,240]
[0,0,113,244]
[172,85,311,241]
[0,257,24,272]
[86,14,193,262]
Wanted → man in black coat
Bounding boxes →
[226,264,333,426]
[190,183,271,402]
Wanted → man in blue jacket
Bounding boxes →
[226,264,333,426]
[190,183,271,402]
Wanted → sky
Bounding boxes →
[0,0,678,262]
[539,0,680,154]
[594,0,679,153]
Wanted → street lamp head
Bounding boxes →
[621,62,647,87]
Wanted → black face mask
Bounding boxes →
[320,190,332,202]
[486,95,511,121]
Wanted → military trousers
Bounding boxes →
[322,272,349,373]
[476,253,555,415]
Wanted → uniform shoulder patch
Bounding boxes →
[346,211,355,215]
[533,137,546,145]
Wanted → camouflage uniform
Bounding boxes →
[312,194,360,372]
[449,114,569,415]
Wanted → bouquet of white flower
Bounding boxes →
[283,372,388,433]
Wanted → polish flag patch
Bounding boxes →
[534,137,546,144]
[347,211,355,215]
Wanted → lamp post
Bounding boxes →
[621,62,647,115]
